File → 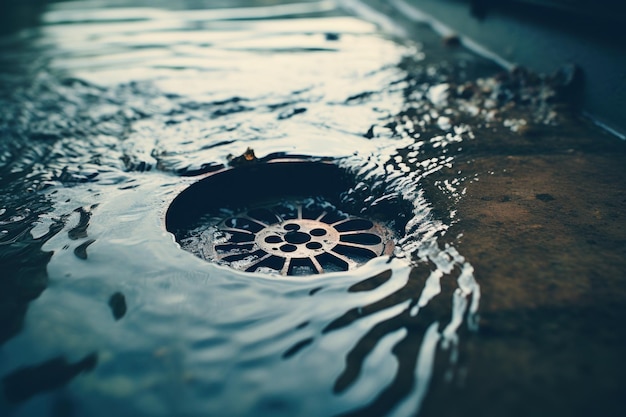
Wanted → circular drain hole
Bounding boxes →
[280,244,298,253]
[284,231,311,244]
[210,200,394,275]
[165,159,399,276]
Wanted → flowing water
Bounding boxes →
[1,1,625,417]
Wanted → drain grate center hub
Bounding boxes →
[256,219,339,259]
[284,231,311,244]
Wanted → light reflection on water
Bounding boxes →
[0,1,487,416]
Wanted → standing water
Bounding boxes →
[1,1,625,417]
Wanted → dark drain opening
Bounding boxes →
[165,159,401,276]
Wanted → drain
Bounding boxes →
[166,159,399,276]
[203,199,394,275]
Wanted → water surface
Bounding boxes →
[1,1,625,416]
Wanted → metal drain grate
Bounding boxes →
[196,199,395,276]
[166,159,404,277]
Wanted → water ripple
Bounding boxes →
[0,1,493,416]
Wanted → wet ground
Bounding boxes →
[1,1,625,416]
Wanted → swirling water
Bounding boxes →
[0,1,499,416]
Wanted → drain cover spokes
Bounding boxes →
[166,160,406,277]
[207,199,394,276]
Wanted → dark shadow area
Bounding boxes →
[421,305,626,417]
[467,0,626,27]
[166,159,350,235]
[0,0,49,36]
[0,196,64,345]
[2,353,98,404]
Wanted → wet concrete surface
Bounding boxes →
[421,119,626,416]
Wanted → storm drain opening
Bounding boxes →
[165,159,400,277]
[208,199,394,275]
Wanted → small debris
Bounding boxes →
[108,292,127,321]
[325,33,340,41]
[503,118,527,133]
[227,147,257,166]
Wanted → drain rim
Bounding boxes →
[165,158,402,277]
[165,158,351,234]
